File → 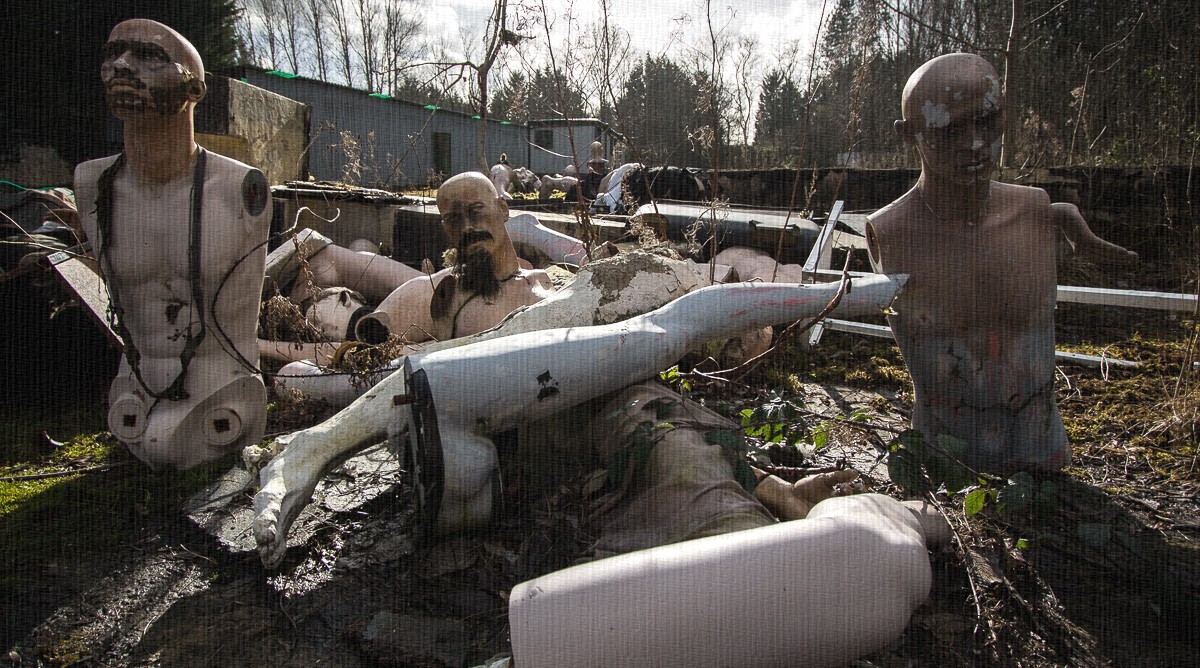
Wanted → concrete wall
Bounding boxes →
[196,76,310,185]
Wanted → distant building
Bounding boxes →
[526,118,619,175]
[229,66,619,187]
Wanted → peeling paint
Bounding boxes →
[921,100,950,129]
[588,252,705,324]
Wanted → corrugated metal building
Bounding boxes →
[525,118,615,175]
[231,66,617,188]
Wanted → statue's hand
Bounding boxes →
[248,435,321,569]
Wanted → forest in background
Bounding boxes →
[2,1,1197,174]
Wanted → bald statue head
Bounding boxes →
[437,171,511,248]
[102,18,206,118]
[895,53,1004,187]
[436,171,516,298]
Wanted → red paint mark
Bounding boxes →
[987,331,1001,359]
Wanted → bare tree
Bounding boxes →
[673,0,734,169]
[325,0,356,87]
[523,0,586,171]
[380,1,424,95]
[303,0,329,80]
[730,35,761,150]
[234,4,262,65]
[278,0,304,73]
[351,0,381,91]
[249,0,283,69]
[999,0,1022,167]
[587,0,631,125]
[474,1,521,169]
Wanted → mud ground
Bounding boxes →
[1,270,1197,666]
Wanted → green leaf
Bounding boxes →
[935,434,969,462]
[606,449,630,486]
[941,460,976,495]
[629,421,654,444]
[893,429,928,461]
[604,398,644,421]
[887,448,930,494]
[964,488,989,516]
[766,424,783,444]
[811,429,829,450]
[779,403,801,421]
[631,438,654,470]
[739,408,754,425]
[1033,479,1059,518]
[1015,537,1031,549]
[997,473,1035,514]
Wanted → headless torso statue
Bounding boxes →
[865,53,1136,473]
[75,19,271,469]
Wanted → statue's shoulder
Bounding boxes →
[992,180,1051,206]
[73,154,121,184]
[73,155,122,235]
[202,150,270,218]
[866,186,921,232]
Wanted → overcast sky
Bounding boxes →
[419,0,829,76]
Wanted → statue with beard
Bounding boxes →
[74,19,272,470]
[429,227,513,323]
[352,172,556,345]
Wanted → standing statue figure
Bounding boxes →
[489,153,516,200]
[865,53,1136,473]
[75,19,272,470]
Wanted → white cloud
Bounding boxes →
[421,0,826,71]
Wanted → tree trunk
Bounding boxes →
[1001,0,1023,168]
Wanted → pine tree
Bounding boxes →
[754,68,805,164]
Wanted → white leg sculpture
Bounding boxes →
[251,273,904,568]
[510,494,941,668]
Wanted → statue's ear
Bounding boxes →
[188,78,207,103]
